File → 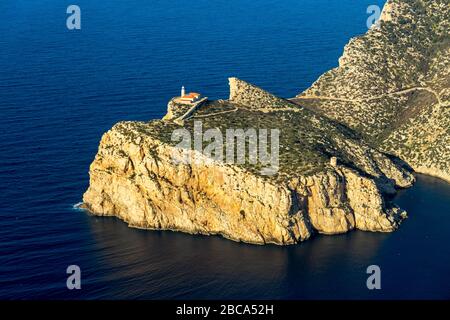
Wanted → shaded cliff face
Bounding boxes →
[83,78,414,245]
[294,0,449,182]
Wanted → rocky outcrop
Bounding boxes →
[83,125,312,245]
[83,112,412,245]
[229,77,289,110]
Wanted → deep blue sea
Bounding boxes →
[1,0,449,300]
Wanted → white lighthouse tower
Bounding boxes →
[181,86,186,97]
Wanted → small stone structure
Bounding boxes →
[330,157,338,167]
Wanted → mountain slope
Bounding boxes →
[293,0,449,182]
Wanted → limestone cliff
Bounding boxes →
[83,78,414,245]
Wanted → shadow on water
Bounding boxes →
[84,218,386,299]
[76,174,450,299]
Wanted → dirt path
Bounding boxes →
[192,107,239,119]
[292,86,442,107]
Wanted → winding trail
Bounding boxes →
[181,87,444,122]
[292,86,442,107]
[192,107,239,119]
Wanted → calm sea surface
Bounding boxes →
[1,0,449,299]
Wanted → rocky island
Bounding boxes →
[82,0,448,245]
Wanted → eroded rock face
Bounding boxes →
[83,124,312,245]
[83,121,410,245]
